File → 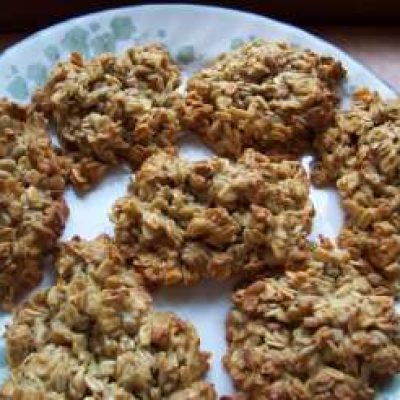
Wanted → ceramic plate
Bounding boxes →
[0,4,398,398]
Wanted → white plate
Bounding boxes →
[0,4,398,398]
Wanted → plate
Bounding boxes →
[0,4,398,398]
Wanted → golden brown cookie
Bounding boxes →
[224,241,400,400]
[34,44,184,191]
[184,39,345,159]
[312,89,400,284]
[0,99,68,309]
[337,169,400,282]
[1,236,215,399]
[312,89,400,186]
[111,149,313,286]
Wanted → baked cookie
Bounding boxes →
[184,38,345,158]
[338,169,400,282]
[312,89,400,186]
[1,236,215,399]
[0,100,68,309]
[224,240,400,399]
[34,44,184,191]
[111,149,313,285]
[312,90,400,283]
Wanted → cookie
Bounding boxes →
[1,236,215,399]
[184,39,345,158]
[111,149,313,285]
[0,100,68,309]
[313,89,400,283]
[224,241,400,399]
[34,44,184,191]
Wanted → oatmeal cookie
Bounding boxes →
[312,89,400,186]
[337,168,400,281]
[1,236,215,399]
[312,90,400,282]
[184,39,345,159]
[0,100,68,309]
[224,241,400,399]
[111,149,313,286]
[34,44,184,191]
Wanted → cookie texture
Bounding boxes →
[313,89,400,283]
[0,100,68,309]
[184,38,345,158]
[1,236,215,399]
[34,44,183,191]
[111,149,313,286]
[224,240,400,399]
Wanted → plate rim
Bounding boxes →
[0,4,399,397]
[0,2,397,97]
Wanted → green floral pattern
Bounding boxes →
[91,32,116,54]
[110,16,135,39]
[26,63,47,85]
[44,45,60,62]
[6,76,28,100]
[176,45,195,64]
[61,26,90,57]
[4,15,202,100]
[230,38,244,49]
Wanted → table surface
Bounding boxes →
[0,26,399,92]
